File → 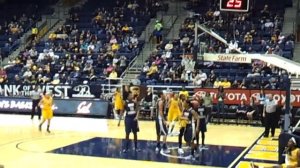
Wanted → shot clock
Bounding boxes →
[220,0,249,12]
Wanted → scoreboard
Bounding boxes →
[220,0,249,12]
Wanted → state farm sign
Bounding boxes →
[194,88,300,107]
[203,53,252,63]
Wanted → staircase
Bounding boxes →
[283,0,300,64]
[281,0,297,35]
[122,0,189,84]
[41,0,89,39]
[283,0,300,88]
[293,43,300,63]
[2,0,87,66]
[291,76,300,90]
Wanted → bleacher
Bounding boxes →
[4,0,162,85]
[138,0,292,89]
[0,0,56,57]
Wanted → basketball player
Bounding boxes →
[114,88,124,126]
[38,91,54,133]
[167,93,182,136]
[178,100,199,158]
[194,96,207,148]
[155,92,170,153]
[123,92,140,153]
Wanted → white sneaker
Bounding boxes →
[133,148,141,152]
[199,145,208,151]
[172,131,180,136]
[169,131,179,136]
[185,155,195,160]
[178,148,184,155]
[155,147,160,152]
[168,132,180,137]
[163,148,170,154]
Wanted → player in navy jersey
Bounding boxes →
[195,97,207,148]
[178,100,199,158]
[123,92,140,153]
[155,92,170,153]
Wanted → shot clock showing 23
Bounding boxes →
[220,0,249,12]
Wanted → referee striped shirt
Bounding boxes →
[264,99,277,113]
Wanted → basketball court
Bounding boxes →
[0,114,280,168]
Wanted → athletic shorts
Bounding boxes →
[156,118,168,136]
[125,116,139,133]
[198,118,207,132]
[184,124,194,143]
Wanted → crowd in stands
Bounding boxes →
[2,0,166,85]
[0,0,56,58]
[0,0,295,91]
[138,0,293,89]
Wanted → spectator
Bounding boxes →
[231,80,240,88]
[181,55,195,80]
[203,92,213,123]
[274,45,283,56]
[119,56,127,71]
[249,79,260,89]
[109,68,118,79]
[131,75,141,86]
[165,41,173,51]
[252,137,300,168]
[265,47,273,54]
[193,70,207,87]
[265,77,278,89]
[121,24,131,33]
[146,62,158,78]
[206,70,216,87]
[213,77,221,88]
[264,19,274,30]
[220,78,231,88]
[217,86,225,124]
[260,5,270,19]
[236,100,247,124]
[180,34,190,47]
[244,32,253,44]
[23,68,32,79]
[247,97,257,125]
[154,20,163,43]
[130,34,139,47]
[83,62,93,74]
[0,67,7,83]
[51,74,60,85]
[142,62,150,75]
[141,87,153,112]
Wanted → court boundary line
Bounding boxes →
[14,133,95,153]
[230,133,280,168]
[228,132,265,168]
[0,131,70,149]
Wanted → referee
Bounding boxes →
[263,95,277,137]
[31,86,41,120]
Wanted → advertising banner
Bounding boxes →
[203,53,252,63]
[194,88,300,107]
[0,83,102,98]
[0,97,109,117]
